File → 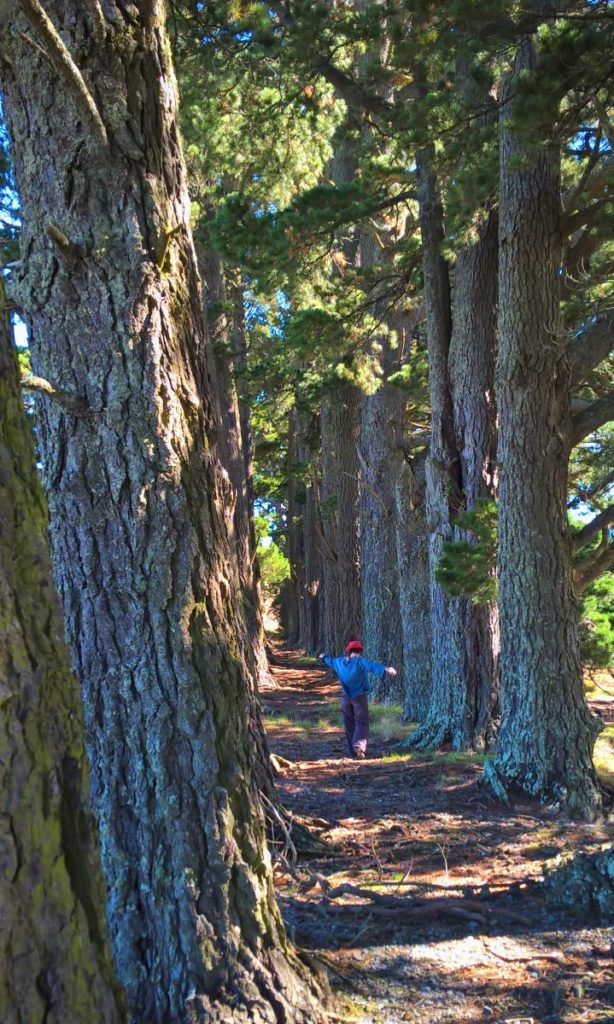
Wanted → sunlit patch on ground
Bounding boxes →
[263,645,614,1024]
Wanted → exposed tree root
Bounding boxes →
[283,872,532,928]
[399,719,449,751]
[184,946,329,1023]
[482,759,512,805]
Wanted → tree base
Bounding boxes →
[185,947,329,1023]
[543,843,614,923]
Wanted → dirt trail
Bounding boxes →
[263,647,614,1024]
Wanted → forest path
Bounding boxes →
[262,645,614,1024]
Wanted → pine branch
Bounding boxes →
[19,0,107,147]
[570,391,614,447]
[562,152,614,213]
[567,309,614,385]
[572,505,614,552]
[268,1,394,117]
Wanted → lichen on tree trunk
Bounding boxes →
[0,4,324,1020]
[0,292,124,1024]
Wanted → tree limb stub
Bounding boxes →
[570,391,614,447]
[21,374,91,417]
[47,222,85,260]
[19,0,108,147]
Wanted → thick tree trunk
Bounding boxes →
[410,153,498,751]
[202,246,273,687]
[410,151,468,748]
[284,408,303,644]
[297,414,322,654]
[319,129,362,655]
[394,453,432,721]
[1,5,323,1020]
[489,41,603,818]
[320,388,361,652]
[447,211,500,749]
[358,233,405,702]
[0,296,124,1024]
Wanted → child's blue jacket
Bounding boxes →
[321,655,387,698]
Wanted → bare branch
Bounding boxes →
[574,538,614,594]
[21,373,91,417]
[592,96,614,150]
[568,469,614,510]
[19,0,107,147]
[567,310,614,385]
[562,152,614,214]
[572,505,614,552]
[570,391,614,447]
[564,195,614,237]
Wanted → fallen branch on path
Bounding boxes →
[301,872,532,926]
[480,939,564,963]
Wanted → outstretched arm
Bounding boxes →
[361,658,397,678]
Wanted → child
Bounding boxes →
[319,640,397,759]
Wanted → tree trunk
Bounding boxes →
[358,233,405,702]
[202,245,273,687]
[320,387,361,652]
[394,453,432,722]
[284,408,303,644]
[1,5,323,1019]
[0,294,124,1024]
[319,128,362,655]
[410,153,498,751]
[297,414,322,654]
[447,210,500,750]
[489,39,603,818]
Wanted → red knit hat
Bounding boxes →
[345,640,364,654]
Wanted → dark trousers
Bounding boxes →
[341,692,369,756]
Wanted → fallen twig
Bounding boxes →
[261,791,297,868]
[481,939,564,964]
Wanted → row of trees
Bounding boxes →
[0,1,612,1021]
[187,0,613,818]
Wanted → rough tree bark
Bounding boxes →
[0,4,323,1020]
[0,293,124,1023]
[283,407,303,644]
[409,151,499,751]
[447,211,500,748]
[394,452,432,722]
[359,232,405,702]
[319,129,361,654]
[320,387,361,652]
[488,36,603,818]
[201,243,273,687]
[297,413,322,654]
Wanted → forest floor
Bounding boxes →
[262,645,614,1024]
